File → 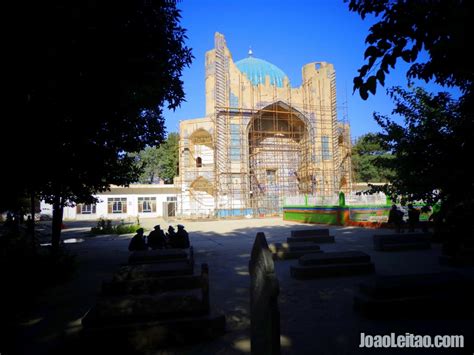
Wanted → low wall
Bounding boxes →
[282,206,340,225]
[283,204,430,228]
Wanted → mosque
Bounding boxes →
[176,32,352,218]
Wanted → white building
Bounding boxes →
[40,184,178,220]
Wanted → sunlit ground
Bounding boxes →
[10,217,474,354]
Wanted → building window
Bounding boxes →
[138,197,156,213]
[266,169,276,185]
[196,157,202,168]
[76,204,96,214]
[108,198,127,214]
[167,196,177,202]
[322,136,331,160]
[230,123,240,161]
[230,92,239,107]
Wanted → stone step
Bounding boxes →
[373,233,431,251]
[298,251,371,266]
[84,289,208,327]
[114,261,194,281]
[440,254,474,267]
[128,249,188,264]
[376,242,431,251]
[373,232,433,241]
[353,291,473,319]
[272,250,323,260]
[354,272,474,318]
[287,235,335,244]
[102,274,203,296]
[291,262,375,279]
[82,312,226,350]
[358,272,470,299]
[270,242,321,252]
[291,229,330,237]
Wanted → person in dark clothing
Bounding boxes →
[166,225,176,247]
[128,228,147,251]
[169,224,190,248]
[147,225,167,250]
[388,204,404,233]
[407,204,421,232]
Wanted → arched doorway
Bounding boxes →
[248,101,310,214]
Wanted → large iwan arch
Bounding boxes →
[247,101,311,214]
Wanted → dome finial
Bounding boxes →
[248,46,253,57]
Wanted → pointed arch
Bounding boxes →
[189,128,213,148]
[190,176,214,195]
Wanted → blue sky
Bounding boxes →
[164,0,458,140]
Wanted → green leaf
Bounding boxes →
[376,69,385,86]
[367,76,377,95]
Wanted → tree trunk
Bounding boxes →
[51,194,63,252]
[30,191,35,236]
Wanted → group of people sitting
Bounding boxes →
[388,204,423,233]
[128,224,190,251]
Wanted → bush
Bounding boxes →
[114,223,141,234]
[90,218,114,234]
[90,218,140,235]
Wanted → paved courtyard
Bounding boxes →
[12,218,474,355]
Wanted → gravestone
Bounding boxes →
[269,242,322,260]
[114,260,194,281]
[354,272,474,318]
[102,264,206,297]
[291,229,330,237]
[128,248,189,264]
[291,251,375,279]
[373,233,431,251]
[249,232,280,355]
[82,263,225,351]
[287,229,334,244]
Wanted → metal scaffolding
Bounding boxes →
[177,36,351,219]
[177,103,351,219]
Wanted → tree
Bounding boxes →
[4,0,193,250]
[347,0,473,99]
[348,0,473,235]
[133,146,162,184]
[369,87,464,202]
[156,133,180,183]
[351,133,394,183]
[133,133,179,184]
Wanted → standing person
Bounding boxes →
[147,225,166,250]
[407,204,420,232]
[128,228,147,251]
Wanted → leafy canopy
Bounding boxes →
[133,133,179,184]
[348,0,473,212]
[351,133,394,183]
[347,0,472,99]
[4,0,193,208]
[369,87,467,207]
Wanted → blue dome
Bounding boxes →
[235,56,288,88]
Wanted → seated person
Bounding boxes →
[147,225,167,250]
[169,224,190,249]
[407,204,420,232]
[166,225,176,246]
[128,228,147,251]
[388,204,404,233]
